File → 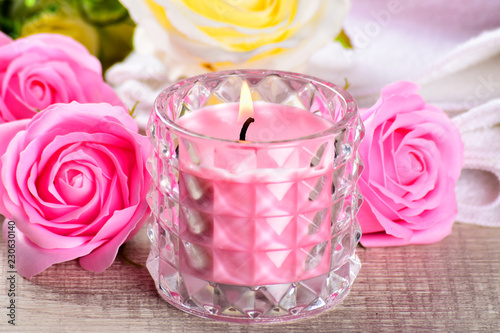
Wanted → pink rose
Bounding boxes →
[358,82,463,247]
[0,32,124,123]
[0,102,151,277]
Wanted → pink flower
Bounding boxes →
[358,82,463,247]
[0,32,124,123]
[0,102,151,277]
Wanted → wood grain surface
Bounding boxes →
[1,221,499,332]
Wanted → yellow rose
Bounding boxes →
[120,0,350,75]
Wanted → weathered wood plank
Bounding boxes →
[1,222,499,332]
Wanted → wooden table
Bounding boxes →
[1,222,499,332]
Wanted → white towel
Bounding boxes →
[308,0,500,109]
[452,100,500,227]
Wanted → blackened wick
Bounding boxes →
[239,117,255,141]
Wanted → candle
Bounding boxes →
[175,100,335,285]
[177,102,332,142]
[147,70,363,322]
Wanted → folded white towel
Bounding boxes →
[452,100,500,227]
[308,0,500,227]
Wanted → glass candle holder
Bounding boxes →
[146,70,364,323]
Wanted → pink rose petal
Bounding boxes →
[0,32,11,46]
[358,81,463,247]
[0,102,151,277]
[0,33,125,123]
[0,119,30,215]
[3,222,106,278]
[79,212,149,272]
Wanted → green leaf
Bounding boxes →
[343,78,351,90]
[25,0,36,8]
[335,29,353,49]
[129,100,139,119]
[79,0,130,25]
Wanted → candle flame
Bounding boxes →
[238,81,254,122]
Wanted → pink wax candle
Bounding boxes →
[178,102,332,142]
[174,100,336,285]
[148,70,364,322]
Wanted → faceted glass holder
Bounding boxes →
[146,69,364,323]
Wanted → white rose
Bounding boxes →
[120,0,350,73]
[110,0,351,127]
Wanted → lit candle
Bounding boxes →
[147,70,363,322]
[174,82,335,285]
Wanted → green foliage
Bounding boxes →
[335,28,353,49]
[0,0,135,71]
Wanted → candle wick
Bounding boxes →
[239,117,255,141]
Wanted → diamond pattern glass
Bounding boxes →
[147,70,364,323]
